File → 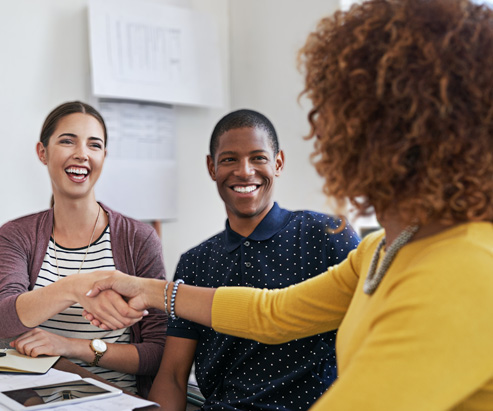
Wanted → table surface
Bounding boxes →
[54,357,199,411]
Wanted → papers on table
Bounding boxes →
[43,393,157,411]
[0,368,79,391]
[0,368,157,411]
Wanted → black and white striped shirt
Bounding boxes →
[34,226,137,393]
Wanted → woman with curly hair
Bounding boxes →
[86,0,493,408]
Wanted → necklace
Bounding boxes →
[52,205,102,279]
[363,225,419,295]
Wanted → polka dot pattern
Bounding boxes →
[168,204,359,410]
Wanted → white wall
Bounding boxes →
[229,0,339,213]
[0,0,375,279]
[0,0,230,278]
[0,0,92,220]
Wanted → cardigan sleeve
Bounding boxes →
[211,244,362,343]
[130,227,168,376]
[0,220,37,338]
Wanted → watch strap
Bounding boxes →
[88,340,106,367]
[88,351,104,367]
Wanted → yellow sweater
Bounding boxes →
[212,222,493,410]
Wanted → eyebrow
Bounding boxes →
[218,149,268,156]
[57,133,104,143]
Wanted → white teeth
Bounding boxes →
[233,185,257,193]
[65,167,88,175]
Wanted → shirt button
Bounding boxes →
[244,241,250,246]
[245,262,251,268]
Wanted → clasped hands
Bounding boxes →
[10,271,144,358]
[82,270,151,331]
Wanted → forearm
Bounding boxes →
[15,276,80,328]
[144,280,215,328]
[148,336,196,411]
[68,338,140,374]
[149,376,188,411]
[86,275,216,330]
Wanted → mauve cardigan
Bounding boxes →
[0,203,167,397]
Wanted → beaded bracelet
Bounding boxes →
[170,279,184,320]
[164,281,170,315]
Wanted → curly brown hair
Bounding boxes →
[299,0,493,225]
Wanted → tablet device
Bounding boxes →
[0,377,122,410]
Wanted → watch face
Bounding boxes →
[92,339,107,352]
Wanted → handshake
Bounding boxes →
[80,271,214,330]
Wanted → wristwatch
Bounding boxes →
[88,339,107,367]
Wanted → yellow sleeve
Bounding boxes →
[211,243,363,344]
[311,240,493,410]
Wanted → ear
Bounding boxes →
[36,142,48,165]
[274,150,285,176]
[207,155,216,181]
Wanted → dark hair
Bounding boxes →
[209,109,279,159]
[299,0,493,225]
[40,101,107,147]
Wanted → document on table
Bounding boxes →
[0,368,157,410]
[34,394,157,411]
[0,368,79,390]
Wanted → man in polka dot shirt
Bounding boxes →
[148,109,360,410]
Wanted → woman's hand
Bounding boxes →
[10,328,71,358]
[81,288,148,330]
[86,273,214,329]
[83,271,156,329]
[86,272,154,311]
[85,273,165,329]
[74,271,148,330]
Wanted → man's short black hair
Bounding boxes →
[209,109,280,159]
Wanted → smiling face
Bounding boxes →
[207,126,284,235]
[36,113,106,203]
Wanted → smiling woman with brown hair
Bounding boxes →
[86,0,493,409]
[0,101,167,398]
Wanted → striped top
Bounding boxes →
[34,225,137,393]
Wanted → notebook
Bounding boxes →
[0,350,59,374]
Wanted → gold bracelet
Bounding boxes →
[164,281,170,315]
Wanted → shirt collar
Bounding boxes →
[223,203,292,252]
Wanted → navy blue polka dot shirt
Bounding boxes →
[168,203,360,410]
